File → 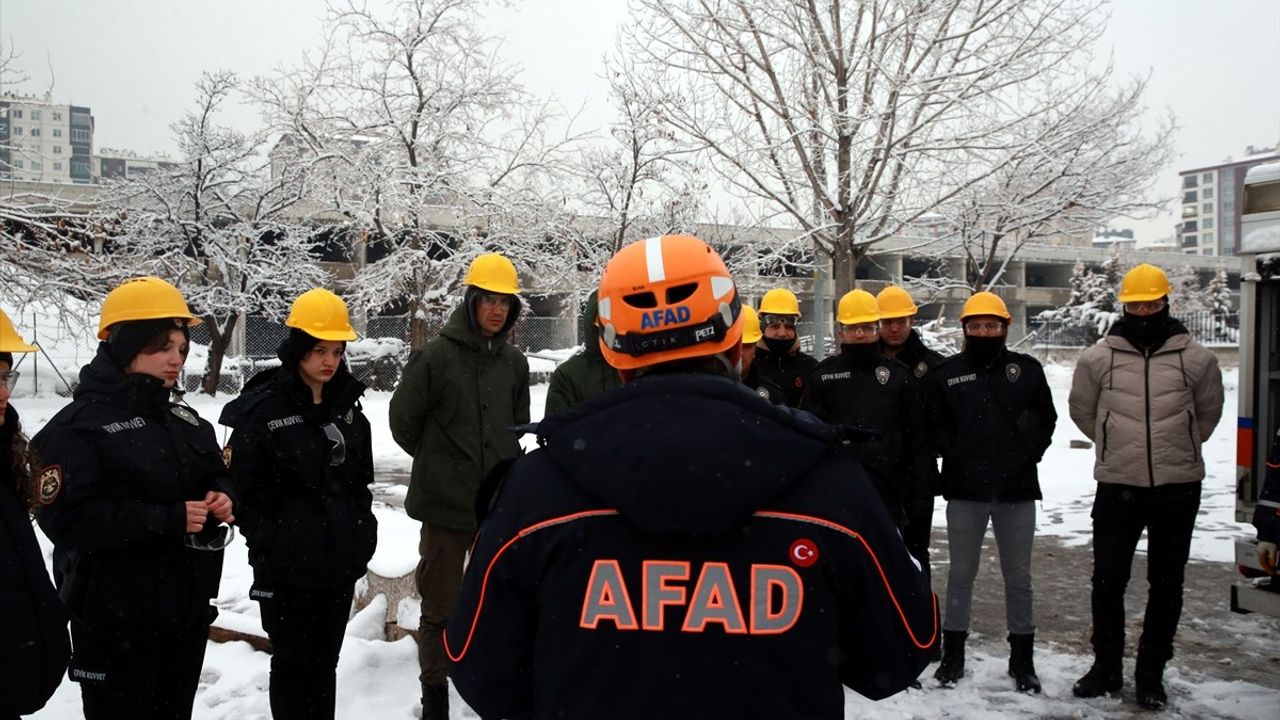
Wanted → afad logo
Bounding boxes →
[640,306,692,329]
[789,538,818,568]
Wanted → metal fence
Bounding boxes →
[1029,310,1239,347]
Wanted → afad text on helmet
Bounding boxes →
[639,306,692,330]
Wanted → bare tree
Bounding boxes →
[622,0,1155,293]
[251,0,580,346]
[938,75,1173,290]
[102,71,326,394]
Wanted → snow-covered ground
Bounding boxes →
[23,363,1280,719]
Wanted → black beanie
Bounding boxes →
[107,318,189,370]
[277,327,324,366]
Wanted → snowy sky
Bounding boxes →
[3,0,1278,247]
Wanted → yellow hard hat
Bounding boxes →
[285,288,358,341]
[97,276,202,340]
[759,288,801,317]
[836,289,880,325]
[0,308,37,353]
[1118,263,1171,303]
[960,291,1012,323]
[463,253,520,295]
[741,305,763,344]
[876,286,918,319]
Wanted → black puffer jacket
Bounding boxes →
[33,345,232,632]
[220,362,377,590]
[925,347,1057,503]
[0,405,70,716]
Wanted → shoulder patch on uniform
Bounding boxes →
[343,409,354,425]
[171,406,200,426]
[875,366,891,385]
[1006,362,1021,383]
[222,446,233,468]
[914,361,928,378]
[38,465,63,505]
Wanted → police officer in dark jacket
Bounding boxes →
[876,285,946,580]
[220,288,377,720]
[804,290,932,532]
[744,287,817,407]
[33,277,234,720]
[925,292,1056,694]
[446,235,936,720]
[0,310,70,719]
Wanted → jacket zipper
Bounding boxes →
[1144,352,1155,487]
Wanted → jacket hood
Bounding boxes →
[444,296,522,352]
[534,374,841,536]
[75,342,173,415]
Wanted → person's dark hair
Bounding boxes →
[632,353,738,379]
[107,318,191,369]
[10,418,37,511]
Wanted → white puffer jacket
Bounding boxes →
[1069,330,1224,487]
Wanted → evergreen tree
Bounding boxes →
[1169,265,1207,314]
[1207,264,1233,341]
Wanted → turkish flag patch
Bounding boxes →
[789,538,819,568]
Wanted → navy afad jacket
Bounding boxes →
[446,373,937,720]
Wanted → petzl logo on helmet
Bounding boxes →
[639,306,692,329]
[789,538,818,568]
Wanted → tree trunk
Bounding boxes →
[830,242,858,296]
[409,295,434,350]
[201,314,238,396]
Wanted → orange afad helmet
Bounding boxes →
[597,234,743,371]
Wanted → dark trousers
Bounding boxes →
[258,584,355,720]
[903,494,936,578]
[1089,482,1201,665]
[416,523,473,686]
[70,619,209,720]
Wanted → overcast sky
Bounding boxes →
[4,0,1278,247]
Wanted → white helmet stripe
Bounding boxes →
[644,236,666,283]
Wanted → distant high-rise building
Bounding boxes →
[0,93,94,185]
[1177,145,1280,256]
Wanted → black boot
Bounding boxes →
[422,683,449,720]
[1135,650,1168,710]
[1007,633,1042,694]
[1072,660,1123,698]
[933,630,967,687]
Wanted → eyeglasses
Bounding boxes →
[322,422,347,467]
[1124,299,1166,314]
[964,321,1007,335]
[0,371,19,390]
[840,323,880,337]
[184,524,236,552]
[759,314,797,328]
[476,293,514,310]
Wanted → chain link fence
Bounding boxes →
[1029,310,1239,347]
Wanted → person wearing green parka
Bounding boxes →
[544,294,621,415]
[388,252,530,720]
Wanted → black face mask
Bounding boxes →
[840,342,881,368]
[1121,306,1171,351]
[962,335,1006,366]
[763,336,794,356]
